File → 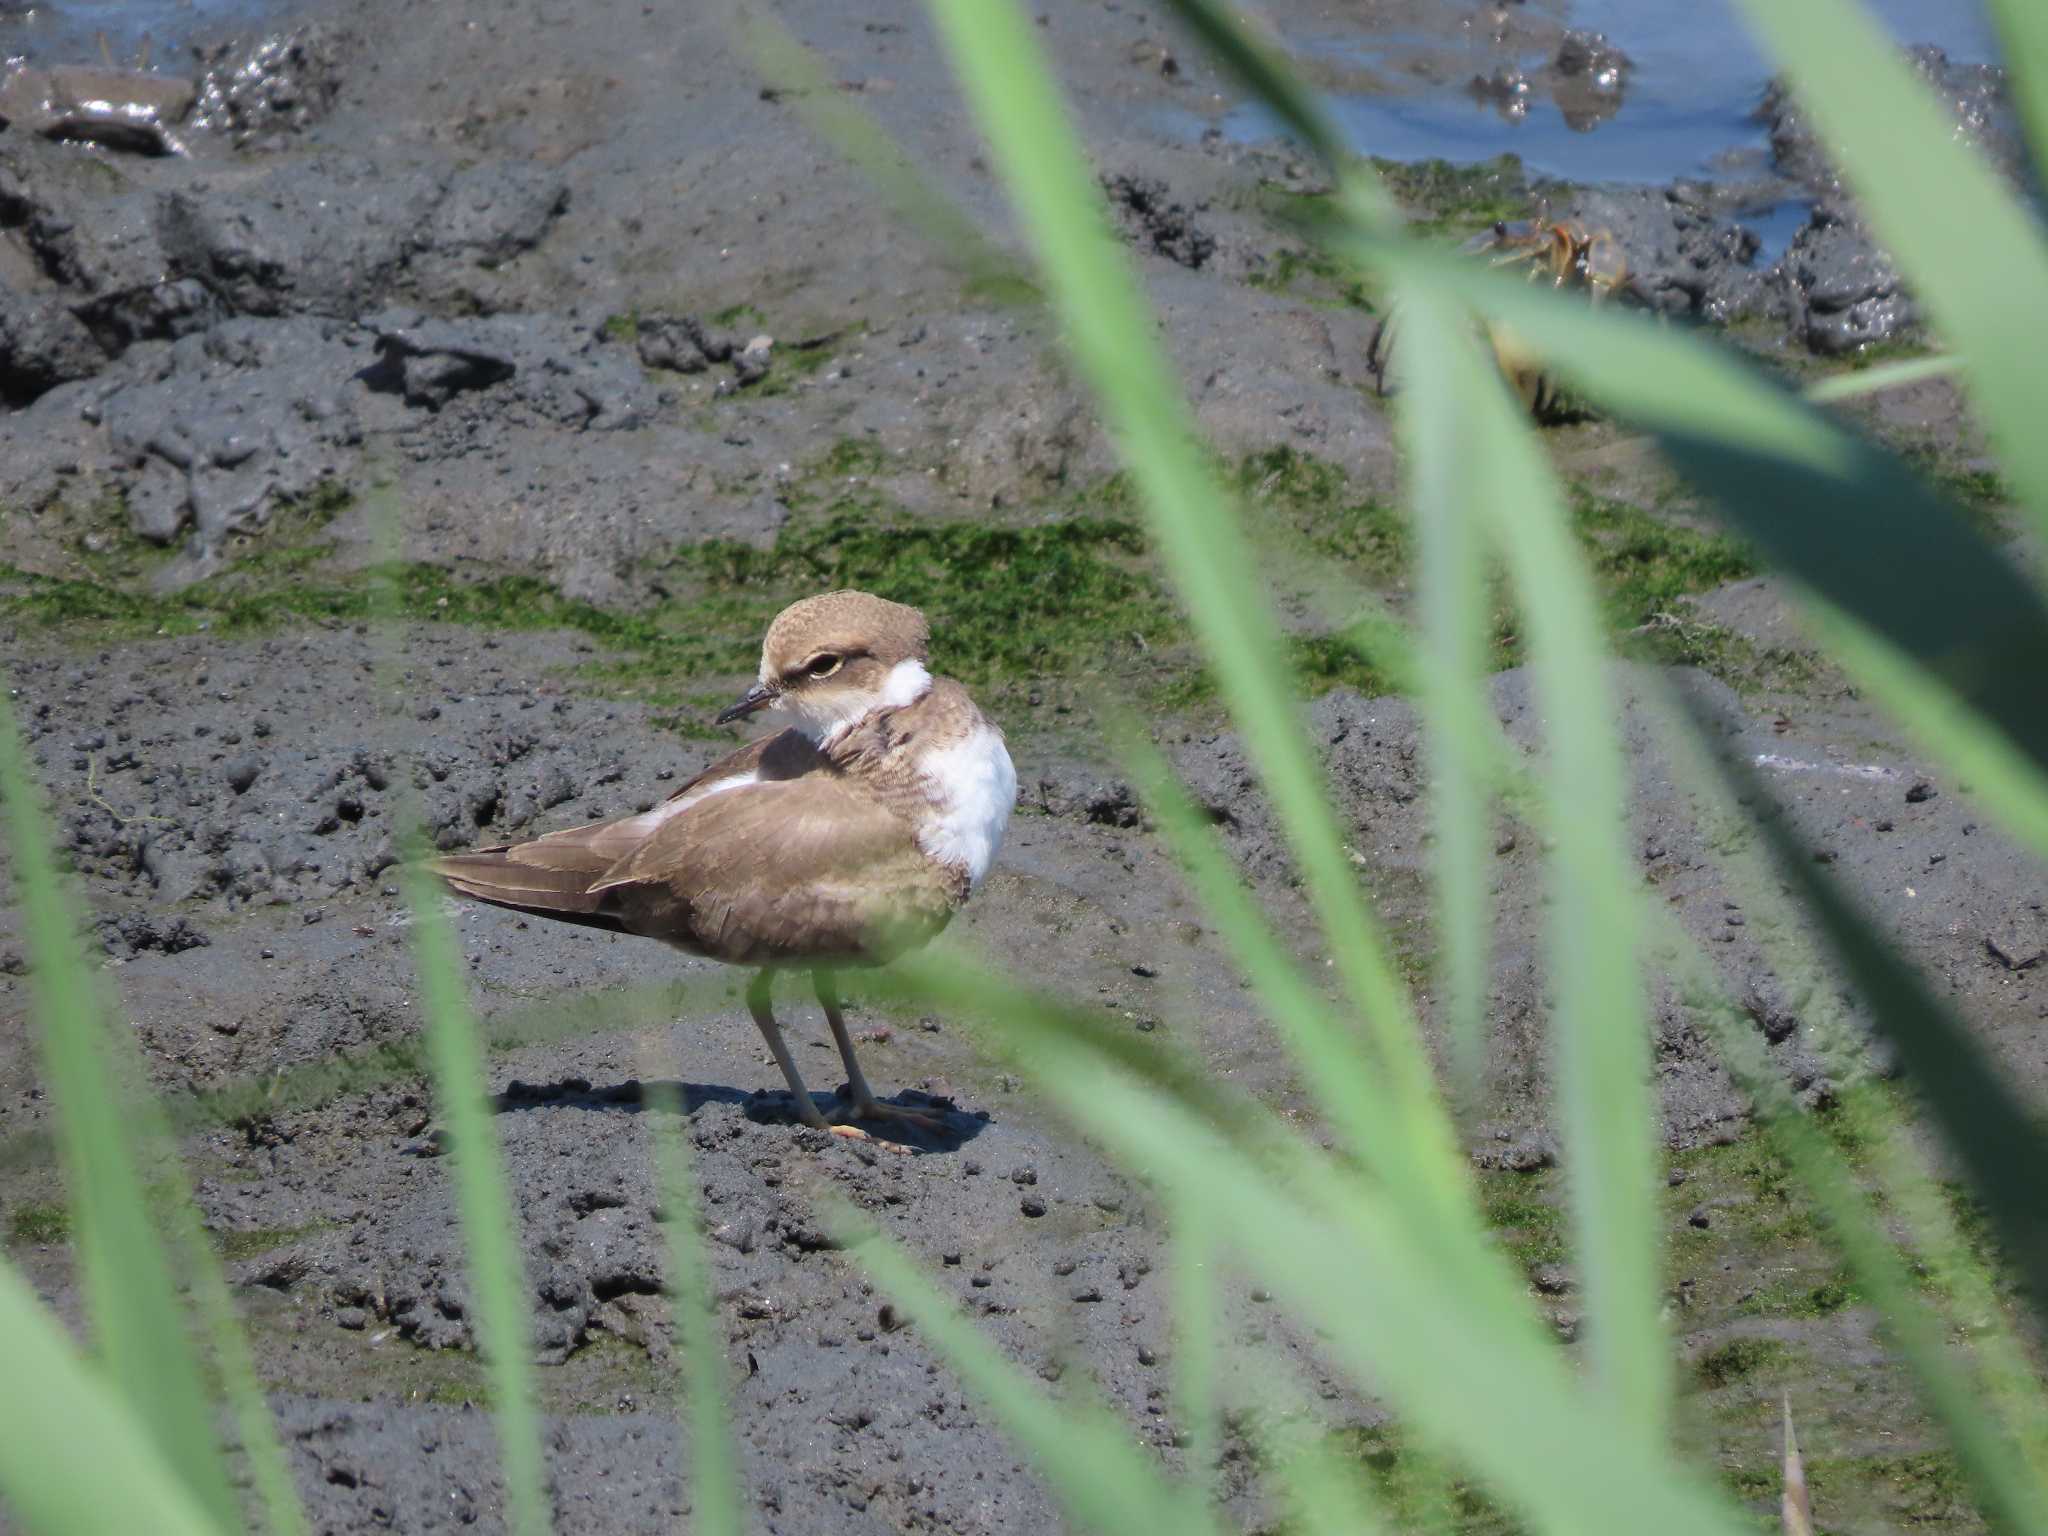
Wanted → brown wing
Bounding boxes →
[590,776,963,966]
[430,729,830,931]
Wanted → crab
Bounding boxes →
[1364,204,1631,421]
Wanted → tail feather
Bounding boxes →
[430,846,630,934]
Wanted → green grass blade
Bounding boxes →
[1169,1193,1219,1501]
[1675,691,2048,1328]
[1986,0,2048,181]
[1393,278,1501,1106]
[995,1041,1752,1535]
[1730,0,2048,540]
[729,6,1037,305]
[398,858,551,1536]
[1341,238,2048,798]
[919,0,1467,1217]
[361,477,549,1536]
[1397,282,1669,1435]
[1146,0,1342,172]
[834,1207,1212,1535]
[1801,601,2048,864]
[0,684,240,1529]
[0,1258,228,1536]
[642,1080,740,1536]
[1280,1440,1398,1536]
[1800,354,1964,404]
[1653,929,2048,1533]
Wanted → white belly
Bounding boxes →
[917,724,1016,890]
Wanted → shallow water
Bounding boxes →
[2,0,277,67]
[1214,0,2002,184]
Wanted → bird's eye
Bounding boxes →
[806,653,842,678]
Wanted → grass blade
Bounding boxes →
[1986,0,2048,181]
[1393,278,1498,1105]
[978,1031,1753,1535]
[919,0,1468,1220]
[1800,353,1964,404]
[1333,236,2048,830]
[398,857,551,1536]
[364,478,549,1536]
[729,5,1036,305]
[1676,690,2048,1328]
[834,1207,1212,1536]
[642,1079,741,1536]
[1781,1398,1812,1536]
[0,1258,227,1536]
[1281,1440,1398,1536]
[1395,282,1669,1435]
[1730,0,2048,541]
[1169,1192,1219,1501]
[0,684,239,1528]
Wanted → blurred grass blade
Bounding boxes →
[1731,0,2048,539]
[368,478,548,1536]
[1801,354,1963,404]
[399,860,551,1536]
[1781,1398,1812,1536]
[1170,1193,1219,1501]
[1340,238,2048,797]
[729,4,1036,304]
[1281,1440,1397,1536]
[1986,0,2048,175]
[1145,0,1339,172]
[1803,603,2048,863]
[1396,282,1668,1434]
[1677,690,2048,1324]
[1009,1047,1753,1535]
[834,1207,1212,1536]
[0,1259,227,1536]
[0,685,240,1529]
[1113,729,1393,1163]
[642,1079,740,1536]
[919,0,1468,1217]
[1393,278,1500,1105]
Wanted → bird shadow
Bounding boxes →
[490,1074,987,1154]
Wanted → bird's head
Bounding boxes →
[716,590,933,741]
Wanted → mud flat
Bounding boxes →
[0,0,2036,1530]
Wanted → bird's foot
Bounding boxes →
[830,1093,950,1134]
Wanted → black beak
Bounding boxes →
[715,682,776,726]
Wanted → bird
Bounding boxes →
[430,590,1016,1141]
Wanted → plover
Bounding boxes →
[432,590,1016,1138]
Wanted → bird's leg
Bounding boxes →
[746,971,830,1131]
[815,969,945,1131]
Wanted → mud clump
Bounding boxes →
[1103,171,1217,270]
[189,26,346,144]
